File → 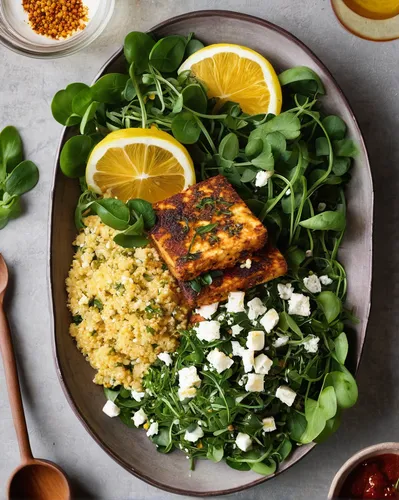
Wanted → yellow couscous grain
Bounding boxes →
[66,216,189,391]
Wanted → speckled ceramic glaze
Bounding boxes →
[48,10,373,497]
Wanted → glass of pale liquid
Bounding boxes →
[331,0,399,40]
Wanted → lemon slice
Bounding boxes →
[86,128,195,203]
[178,43,282,116]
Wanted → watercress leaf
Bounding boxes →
[149,35,187,72]
[0,126,24,177]
[245,138,263,159]
[218,133,239,161]
[251,142,274,171]
[318,386,337,421]
[182,84,207,113]
[300,398,326,444]
[5,160,39,196]
[315,137,330,157]
[322,115,347,140]
[172,94,184,114]
[60,135,93,178]
[72,87,93,116]
[334,332,348,365]
[279,311,302,337]
[314,411,342,444]
[241,168,257,183]
[226,459,251,472]
[51,83,88,126]
[80,101,99,135]
[317,291,342,323]
[104,387,119,402]
[299,211,346,231]
[332,157,351,176]
[250,112,301,141]
[265,131,287,157]
[113,233,149,248]
[287,411,307,442]
[250,459,277,476]
[207,445,224,463]
[91,198,130,230]
[279,66,325,95]
[333,139,359,158]
[278,438,293,461]
[122,215,145,236]
[185,38,204,57]
[281,193,301,214]
[124,31,155,73]
[285,246,306,271]
[122,79,137,101]
[171,111,201,144]
[327,370,358,409]
[91,74,130,104]
[127,199,156,228]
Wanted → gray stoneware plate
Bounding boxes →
[48,10,373,497]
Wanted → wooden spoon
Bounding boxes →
[0,253,71,500]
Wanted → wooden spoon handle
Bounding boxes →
[0,302,33,462]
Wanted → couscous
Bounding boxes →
[66,216,189,390]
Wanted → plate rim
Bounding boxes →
[47,9,374,497]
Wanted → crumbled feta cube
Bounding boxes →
[318,202,326,211]
[226,291,245,313]
[245,373,265,392]
[246,330,265,351]
[319,275,333,286]
[305,249,313,257]
[206,349,234,374]
[217,314,226,322]
[184,426,204,442]
[131,390,145,402]
[255,170,273,188]
[178,387,197,401]
[276,385,297,406]
[273,336,289,348]
[132,408,147,426]
[157,352,173,366]
[260,309,279,333]
[302,334,320,353]
[231,324,244,337]
[277,283,293,300]
[254,353,273,375]
[231,341,246,357]
[242,349,254,373]
[146,422,159,437]
[195,321,221,342]
[303,274,321,294]
[235,432,252,451]
[240,258,252,269]
[195,302,219,319]
[288,293,311,317]
[178,366,201,389]
[247,297,267,321]
[262,417,277,433]
[102,400,120,418]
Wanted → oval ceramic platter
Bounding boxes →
[48,10,373,497]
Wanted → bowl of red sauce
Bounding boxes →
[329,443,399,499]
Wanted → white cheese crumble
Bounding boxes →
[132,408,147,426]
[273,336,289,348]
[288,293,311,317]
[157,352,173,366]
[320,275,333,285]
[240,258,252,269]
[206,348,234,374]
[102,400,120,418]
[242,349,254,373]
[131,390,145,402]
[195,320,221,342]
[179,366,201,389]
[303,274,321,294]
[178,387,197,400]
[246,330,265,351]
[255,170,273,187]
[276,385,297,407]
[184,426,204,442]
[247,297,267,321]
[318,202,326,211]
[146,422,159,437]
[231,324,244,337]
[195,302,219,319]
[245,373,265,392]
[235,432,252,451]
[277,283,293,300]
[226,291,245,313]
[305,249,313,257]
[231,341,246,357]
[262,417,277,433]
[254,353,273,375]
[260,309,279,333]
[302,334,320,353]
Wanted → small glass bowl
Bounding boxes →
[0,0,115,58]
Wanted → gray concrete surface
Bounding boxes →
[0,1,398,498]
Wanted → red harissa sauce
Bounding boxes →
[339,454,399,499]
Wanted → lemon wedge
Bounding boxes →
[86,128,195,203]
[178,43,282,115]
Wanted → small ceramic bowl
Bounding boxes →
[328,442,399,499]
